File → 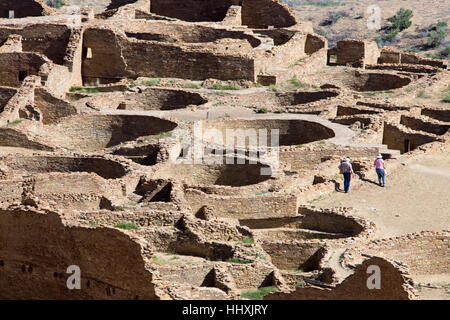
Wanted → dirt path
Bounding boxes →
[314,152,450,239]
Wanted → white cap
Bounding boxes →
[377,154,383,159]
[345,157,350,162]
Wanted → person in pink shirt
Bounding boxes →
[374,154,386,187]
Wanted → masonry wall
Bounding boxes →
[34,88,78,124]
[241,0,297,29]
[382,123,439,154]
[150,0,240,22]
[400,115,449,136]
[0,127,53,150]
[0,52,47,87]
[149,0,297,28]
[0,0,54,19]
[255,32,306,74]
[421,108,450,122]
[125,20,262,47]
[336,40,380,67]
[362,231,449,275]
[260,241,326,270]
[265,257,416,300]
[185,189,299,219]
[82,28,256,82]
[46,115,177,151]
[0,87,16,112]
[279,146,380,171]
[0,208,157,299]
[0,24,72,65]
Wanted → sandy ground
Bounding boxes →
[314,151,450,299]
[315,152,450,238]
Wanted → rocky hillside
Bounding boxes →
[282,0,449,60]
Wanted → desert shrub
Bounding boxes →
[115,223,139,230]
[440,46,450,58]
[242,237,255,244]
[141,79,161,86]
[321,11,347,25]
[388,8,413,31]
[227,258,253,264]
[384,29,399,42]
[257,107,268,114]
[184,82,202,89]
[47,0,65,9]
[427,29,446,48]
[241,286,277,300]
[7,119,22,126]
[443,93,450,103]
[426,53,440,60]
[209,83,241,90]
[373,37,382,46]
[416,90,431,99]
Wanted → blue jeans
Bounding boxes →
[343,173,351,193]
[376,168,385,185]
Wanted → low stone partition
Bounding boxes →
[352,231,449,276]
[400,115,450,136]
[265,257,418,300]
[1,155,129,179]
[185,189,299,219]
[421,108,450,123]
[279,146,380,171]
[260,241,326,271]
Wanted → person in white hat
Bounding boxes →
[338,157,354,193]
[374,154,386,187]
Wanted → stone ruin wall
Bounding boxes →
[148,0,297,29]
[356,231,449,276]
[82,27,257,82]
[382,122,441,154]
[265,257,418,300]
[0,0,55,19]
[0,208,158,300]
[185,190,299,219]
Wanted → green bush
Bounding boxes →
[242,237,255,244]
[115,223,139,230]
[209,83,241,90]
[241,286,278,300]
[427,29,446,48]
[388,8,413,31]
[443,93,450,103]
[184,82,203,89]
[426,53,439,60]
[7,119,22,126]
[141,78,161,86]
[228,258,253,264]
[384,29,399,42]
[69,86,99,94]
[256,107,268,114]
[440,46,450,58]
[69,86,83,92]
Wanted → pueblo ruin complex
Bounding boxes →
[0,0,448,300]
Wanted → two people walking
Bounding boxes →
[338,154,387,193]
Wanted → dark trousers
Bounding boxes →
[343,173,351,193]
